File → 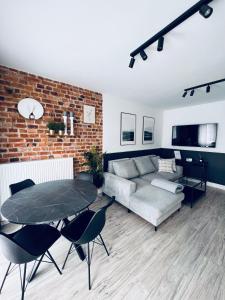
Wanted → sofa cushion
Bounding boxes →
[158,158,174,173]
[140,172,163,182]
[108,158,130,174]
[130,178,184,220]
[157,171,181,182]
[133,156,155,175]
[150,156,160,170]
[113,159,139,179]
[141,171,181,183]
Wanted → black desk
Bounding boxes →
[1,179,97,261]
[179,160,207,189]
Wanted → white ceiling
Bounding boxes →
[0,0,225,109]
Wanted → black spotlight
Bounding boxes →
[190,89,195,96]
[182,91,187,98]
[140,50,148,61]
[206,85,210,93]
[157,36,164,51]
[199,4,213,18]
[129,57,135,68]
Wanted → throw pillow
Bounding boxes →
[113,159,139,179]
[158,158,175,173]
[133,156,155,175]
[172,158,177,172]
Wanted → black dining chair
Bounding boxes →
[9,179,35,195]
[0,224,61,300]
[61,197,115,290]
[9,179,60,228]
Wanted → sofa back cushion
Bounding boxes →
[108,158,130,174]
[133,156,156,175]
[158,158,176,173]
[149,155,160,170]
[113,159,139,179]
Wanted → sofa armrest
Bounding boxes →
[103,172,136,198]
[176,165,183,177]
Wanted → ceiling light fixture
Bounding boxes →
[199,4,213,18]
[182,91,187,98]
[157,37,164,51]
[129,57,135,68]
[129,0,214,68]
[182,77,225,99]
[140,50,148,61]
[190,89,195,96]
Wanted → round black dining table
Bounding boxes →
[1,179,97,262]
[1,179,97,225]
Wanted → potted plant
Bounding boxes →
[82,146,105,190]
[58,122,65,136]
[47,122,58,135]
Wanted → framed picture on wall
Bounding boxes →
[142,116,155,144]
[83,105,95,124]
[120,112,136,145]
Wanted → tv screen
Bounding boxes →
[172,123,218,148]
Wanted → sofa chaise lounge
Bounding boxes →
[103,155,184,230]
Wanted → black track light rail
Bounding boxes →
[184,78,225,91]
[130,0,213,58]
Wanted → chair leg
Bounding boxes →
[21,263,27,300]
[87,243,91,290]
[62,243,73,270]
[0,262,12,294]
[28,253,45,282]
[154,226,157,232]
[99,234,109,256]
[55,220,61,229]
[46,250,62,275]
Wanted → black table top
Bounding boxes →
[1,179,97,225]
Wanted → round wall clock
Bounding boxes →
[17,98,44,120]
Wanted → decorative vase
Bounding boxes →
[49,129,55,135]
[77,172,93,182]
[58,130,64,136]
[93,173,104,189]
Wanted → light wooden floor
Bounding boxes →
[1,187,225,300]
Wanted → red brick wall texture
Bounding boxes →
[0,65,103,173]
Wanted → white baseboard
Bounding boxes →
[207,181,225,191]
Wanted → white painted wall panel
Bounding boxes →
[0,158,74,210]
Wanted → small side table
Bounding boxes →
[175,176,206,208]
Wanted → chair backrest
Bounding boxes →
[9,179,35,195]
[0,232,37,264]
[77,197,115,244]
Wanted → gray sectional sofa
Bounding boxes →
[103,155,184,230]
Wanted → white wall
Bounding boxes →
[161,100,225,153]
[103,94,163,153]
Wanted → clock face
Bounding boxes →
[83,105,95,124]
[18,98,44,120]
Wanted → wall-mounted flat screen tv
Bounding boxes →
[172,123,218,148]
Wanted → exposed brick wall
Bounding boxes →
[0,65,102,173]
